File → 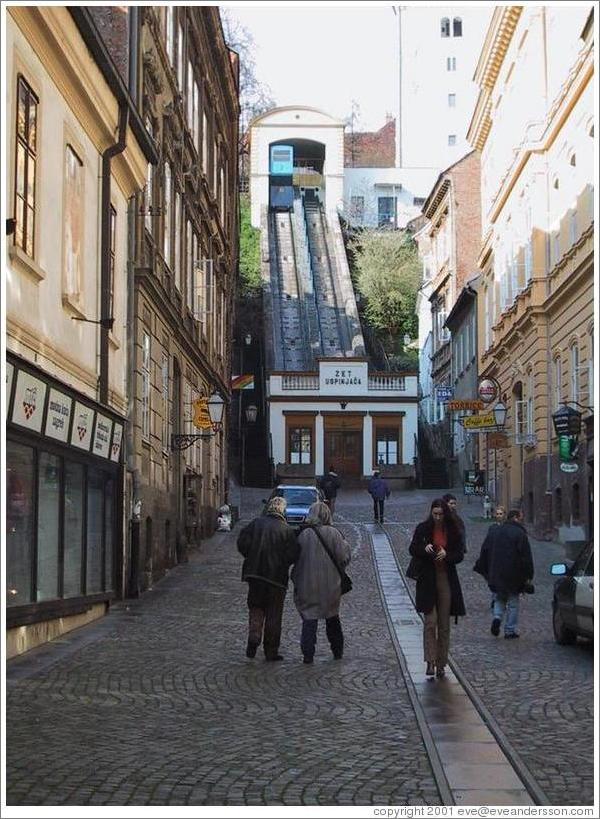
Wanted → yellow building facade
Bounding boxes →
[468,6,594,540]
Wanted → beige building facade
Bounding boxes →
[5,8,156,655]
[468,6,594,540]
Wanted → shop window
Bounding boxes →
[63,460,84,597]
[86,468,104,594]
[289,427,312,464]
[376,428,399,466]
[14,75,38,257]
[37,452,61,601]
[6,441,35,606]
[105,478,114,591]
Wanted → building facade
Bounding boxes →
[468,6,594,541]
[130,7,239,589]
[5,7,156,656]
[415,151,482,487]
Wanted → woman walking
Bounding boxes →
[292,502,351,664]
[408,499,466,678]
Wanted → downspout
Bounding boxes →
[100,103,129,405]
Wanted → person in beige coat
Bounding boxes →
[291,502,351,664]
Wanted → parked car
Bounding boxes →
[550,541,594,644]
[263,485,324,527]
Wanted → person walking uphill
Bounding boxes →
[368,470,390,523]
[319,466,341,518]
[237,497,300,661]
[292,502,351,663]
[408,499,466,678]
[475,508,534,639]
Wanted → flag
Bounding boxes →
[231,374,254,390]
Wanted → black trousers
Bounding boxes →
[300,615,344,659]
[373,498,385,521]
[247,579,286,659]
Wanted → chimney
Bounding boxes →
[385,112,394,124]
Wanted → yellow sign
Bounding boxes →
[462,413,496,429]
[192,398,212,430]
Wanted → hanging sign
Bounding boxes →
[488,432,509,449]
[193,398,212,430]
[478,378,499,404]
[560,462,579,473]
[559,435,576,461]
[44,389,73,443]
[111,423,124,462]
[92,413,113,458]
[231,374,255,391]
[12,370,47,433]
[436,386,454,402]
[464,469,486,495]
[461,412,496,430]
[71,402,95,450]
[448,399,485,411]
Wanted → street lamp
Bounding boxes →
[245,404,258,424]
[551,404,582,437]
[493,401,507,429]
[207,391,225,427]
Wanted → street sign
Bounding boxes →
[461,413,496,430]
[448,399,485,411]
[488,432,509,449]
[464,469,486,495]
[560,462,579,473]
[436,386,454,402]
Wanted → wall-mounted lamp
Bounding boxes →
[245,404,258,424]
[244,333,252,346]
[340,401,348,410]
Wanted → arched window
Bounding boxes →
[569,153,577,167]
[441,17,450,37]
[453,17,463,37]
[554,356,562,412]
[571,342,580,402]
[553,177,559,190]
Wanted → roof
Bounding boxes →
[422,150,477,219]
[444,277,481,330]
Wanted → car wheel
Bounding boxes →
[553,604,577,645]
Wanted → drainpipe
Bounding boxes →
[99,103,129,405]
[126,195,141,596]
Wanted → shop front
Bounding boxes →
[6,354,125,657]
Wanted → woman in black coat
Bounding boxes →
[408,499,466,678]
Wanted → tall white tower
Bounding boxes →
[394,6,492,173]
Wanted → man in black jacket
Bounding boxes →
[476,509,534,639]
[319,466,341,517]
[237,496,299,661]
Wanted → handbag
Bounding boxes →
[311,526,353,594]
[406,555,422,581]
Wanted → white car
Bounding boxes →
[550,541,594,644]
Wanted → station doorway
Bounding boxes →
[323,415,363,478]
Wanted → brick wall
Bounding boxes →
[449,151,481,291]
[345,119,395,168]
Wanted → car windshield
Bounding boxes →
[279,488,317,507]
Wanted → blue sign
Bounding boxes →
[436,386,454,402]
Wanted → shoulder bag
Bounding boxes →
[311,526,353,594]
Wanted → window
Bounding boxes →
[526,371,534,436]
[413,196,425,207]
[446,57,457,71]
[376,428,399,466]
[174,191,181,290]
[165,6,174,65]
[193,79,200,151]
[86,468,104,594]
[553,230,561,263]
[569,209,578,244]
[176,21,184,89]
[142,332,151,439]
[37,452,60,601]
[144,118,154,233]
[163,162,172,263]
[289,427,311,464]
[588,328,594,409]
[378,196,396,228]
[63,461,84,597]
[202,110,208,173]
[554,356,562,411]
[186,219,193,311]
[350,195,364,221]
[571,343,580,402]
[6,441,35,606]
[162,351,169,450]
[448,93,456,107]
[64,144,84,297]
[441,17,450,37]
[448,134,456,146]
[14,75,38,257]
[109,205,116,320]
[187,59,194,126]
[453,17,463,37]
[569,153,576,167]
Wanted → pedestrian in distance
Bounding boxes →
[368,469,391,523]
[473,508,534,639]
[292,501,351,664]
[482,495,492,519]
[473,505,506,610]
[237,496,300,661]
[319,465,341,518]
[408,499,466,679]
[442,493,467,553]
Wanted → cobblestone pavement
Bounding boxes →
[334,488,594,807]
[6,489,442,807]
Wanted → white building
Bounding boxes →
[396,5,492,171]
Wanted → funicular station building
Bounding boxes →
[248,107,418,485]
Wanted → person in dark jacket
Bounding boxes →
[474,508,533,638]
[368,470,391,523]
[473,505,506,609]
[237,496,300,661]
[409,499,466,678]
[442,493,467,553]
[319,466,341,517]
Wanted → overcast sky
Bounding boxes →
[223,3,399,130]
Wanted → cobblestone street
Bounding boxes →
[5,488,594,807]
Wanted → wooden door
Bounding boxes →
[325,431,362,478]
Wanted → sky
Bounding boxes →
[223,3,399,131]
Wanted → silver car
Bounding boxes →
[550,541,594,644]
